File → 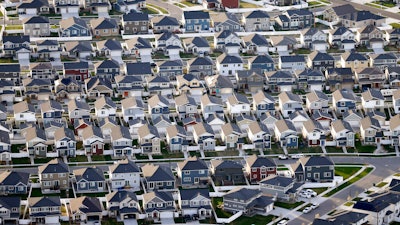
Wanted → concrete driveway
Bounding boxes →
[160,218,175,224]
[123,219,138,225]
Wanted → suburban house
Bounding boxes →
[25,126,47,158]
[361,89,385,112]
[0,170,30,195]
[247,55,275,72]
[151,16,180,33]
[305,90,329,114]
[54,127,76,157]
[122,11,149,35]
[177,157,209,188]
[182,11,210,32]
[165,125,189,152]
[192,122,215,151]
[59,17,90,37]
[302,119,326,147]
[142,163,175,191]
[38,159,69,192]
[90,18,119,37]
[23,16,50,37]
[247,121,271,150]
[216,53,243,76]
[69,197,103,223]
[106,190,141,220]
[182,37,211,56]
[245,155,277,183]
[307,51,335,72]
[142,191,175,221]
[259,175,302,203]
[109,159,141,191]
[137,124,161,155]
[291,156,335,182]
[226,92,251,119]
[332,89,358,115]
[360,116,383,145]
[210,159,246,185]
[73,167,106,193]
[252,90,275,118]
[201,94,224,119]
[81,125,104,155]
[28,196,61,225]
[278,91,303,118]
[178,189,212,219]
[223,187,274,216]
[242,10,271,32]
[274,119,298,148]
[236,69,265,93]
[331,120,355,147]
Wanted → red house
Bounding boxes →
[221,0,239,8]
[245,155,277,182]
[63,61,89,82]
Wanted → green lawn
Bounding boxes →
[161,148,184,159]
[319,0,330,3]
[308,1,321,6]
[5,25,22,30]
[376,182,388,188]
[142,7,158,14]
[239,1,260,8]
[335,166,362,180]
[324,167,373,197]
[391,23,400,29]
[344,201,354,206]
[373,1,396,7]
[310,187,328,195]
[180,0,197,6]
[135,154,149,160]
[231,215,276,225]
[91,155,112,161]
[12,157,31,165]
[212,197,232,218]
[146,3,169,14]
[0,58,18,63]
[11,144,25,153]
[34,158,53,164]
[354,141,376,154]
[356,45,374,52]
[325,146,344,153]
[274,201,304,209]
[69,155,88,163]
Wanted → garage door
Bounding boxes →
[160,211,174,219]
[45,215,59,224]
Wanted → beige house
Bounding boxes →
[90,18,119,37]
[38,158,70,192]
[340,52,369,71]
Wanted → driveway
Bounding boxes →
[123,219,138,225]
[160,218,175,224]
[147,0,183,20]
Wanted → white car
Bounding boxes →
[290,154,304,159]
[305,189,317,197]
[302,207,312,214]
[311,203,319,209]
[299,191,311,198]
[277,219,288,225]
[278,155,288,160]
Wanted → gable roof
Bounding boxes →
[246,155,276,168]
[110,159,140,174]
[224,187,261,201]
[299,156,334,167]
[60,17,88,29]
[70,196,102,214]
[330,4,356,17]
[0,170,29,186]
[123,11,149,22]
[29,196,61,208]
[180,188,210,201]
[38,158,68,174]
[152,16,180,26]
[54,127,75,142]
[184,11,210,20]
[74,167,105,182]
[217,53,243,64]
[177,157,208,171]
[142,163,174,181]
[260,175,293,187]
[253,90,275,104]
[246,10,269,18]
[90,17,118,29]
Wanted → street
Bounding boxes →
[147,0,183,21]
[287,156,400,225]
[332,0,400,20]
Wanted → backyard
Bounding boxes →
[212,197,233,218]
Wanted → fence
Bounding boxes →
[215,211,243,224]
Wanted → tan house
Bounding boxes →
[38,158,70,192]
[90,18,119,37]
[340,52,369,71]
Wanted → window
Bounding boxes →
[199,170,205,174]
[184,171,190,175]
[324,172,331,177]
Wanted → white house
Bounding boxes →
[110,125,133,157]
[302,119,325,147]
[94,96,117,120]
[109,159,141,191]
[361,89,385,112]
[226,93,251,119]
[216,53,243,76]
[331,120,355,147]
[121,97,145,122]
[305,90,329,113]
[274,119,298,148]
[13,101,36,124]
[278,92,303,118]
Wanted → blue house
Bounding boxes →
[0,171,30,195]
[142,163,176,191]
[183,11,210,32]
[332,89,357,115]
[291,156,334,182]
[166,125,188,152]
[74,167,106,193]
[59,17,90,37]
[177,157,209,188]
[252,90,275,118]
[94,59,120,80]
[40,100,63,124]
[148,95,170,121]
[248,55,275,72]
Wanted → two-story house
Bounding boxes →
[38,159,69,192]
[332,89,358,115]
[137,124,161,155]
[106,190,141,221]
[182,11,210,32]
[252,90,275,118]
[54,127,76,157]
[28,196,61,224]
[274,119,298,148]
[210,159,245,185]
[74,167,106,193]
[109,159,141,191]
[245,155,276,183]
[122,11,149,35]
[223,187,274,215]
[179,189,212,218]
[242,10,270,32]
[177,157,209,188]
[331,120,355,147]
[302,119,326,147]
[142,191,175,221]
[278,91,303,118]
[291,156,334,182]
[142,163,175,191]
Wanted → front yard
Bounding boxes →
[274,201,304,209]
[12,157,30,165]
[324,167,373,197]
[231,215,276,225]
[335,166,362,180]
[91,155,112,161]
[239,1,261,8]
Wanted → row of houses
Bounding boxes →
[0,155,334,223]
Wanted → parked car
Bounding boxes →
[278,155,288,160]
[299,191,311,198]
[311,203,319,209]
[302,207,312,214]
[305,189,317,197]
[291,154,304,159]
[277,219,288,225]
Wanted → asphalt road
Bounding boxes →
[288,157,400,225]
[147,0,183,21]
[332,0,400,20]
